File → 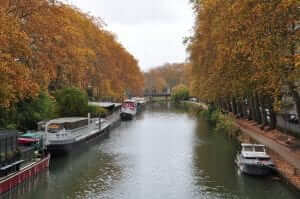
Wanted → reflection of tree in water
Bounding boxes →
[191,121,300,199]
[147,102,190,114]
[191,121,239,197]
[60,151,123,199]
[13,140,123,199]
[135,111,145,120]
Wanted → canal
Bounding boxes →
[3,103,300,199]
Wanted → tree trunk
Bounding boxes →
[248,95,254,120]
[259,95,268,128]
[254,93,262,124]
[241,99,247,119]
[266,96,277,129]
[232,97,237,115]
[237,100,244,118]
[228,100,232,113]
[288,82,300,118]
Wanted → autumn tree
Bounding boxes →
[0,0,144,129]
[188,0,299,127]
[144,63,188,94]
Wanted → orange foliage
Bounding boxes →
[188,0,299,111]
[0,0,144,106]
[144,63,188,94]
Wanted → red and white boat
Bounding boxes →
[120,99,137,120]
[0,130,50,194]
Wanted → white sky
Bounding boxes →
[65,0,195,71]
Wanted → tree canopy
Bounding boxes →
[188,0,299,116]
[144,63,189,94]
[0,0,144,107]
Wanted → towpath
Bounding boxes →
[236,120,300,170]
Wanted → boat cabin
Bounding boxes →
[122,100,137,109]
[39,118,89,133]
[0,130,24,177]
[241,143,270,160]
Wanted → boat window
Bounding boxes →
[123,102,135,108]
[243,146,253,151]
[245,157,256,160]
[258,157,270,161]
[48,124,62,133]
[254,146,265,152]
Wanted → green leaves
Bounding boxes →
[55,87,89,117]
[171,84,190,102]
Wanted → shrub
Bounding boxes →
[171,84,189,102]
[198,105,239,135]
[14,92,56,130]
[86,105,108,118]
[55,87,89,117]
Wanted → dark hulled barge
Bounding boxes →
[0,130,50,194]
[43,116,112,154]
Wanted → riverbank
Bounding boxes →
[236,119,300,190]
[18,102,300,199]
[183,101,300,191]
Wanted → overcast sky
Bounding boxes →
[65,0,195,71]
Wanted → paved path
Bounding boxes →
[183,101,208,110]
[236,123,300,170]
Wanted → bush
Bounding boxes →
[55,87,89,117]
[0,92,56,130]
[171,84,189,102]
[0,107,17,129]
[15,92,56,130]
[198,105,239,135]
[86,105,108,118]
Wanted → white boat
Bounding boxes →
[236,143,275,176]
[40,116,111,154]
[120,99,137,120]
[132,97,147,113]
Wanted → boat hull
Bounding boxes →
[0,154,50,194]
[238,163,273,176]
[47,127,111,155]
[120,112,134,121]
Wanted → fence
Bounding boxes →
[276,114,300,137]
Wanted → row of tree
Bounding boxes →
[188,0,299,128]
[144,63,190,94]
[0,0,144,108]
[0,0,144,129]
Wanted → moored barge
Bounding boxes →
[0,130,50,194]
[42,116,112,154]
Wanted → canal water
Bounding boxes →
[2,103,300,199]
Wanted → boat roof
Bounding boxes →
[132,97,146,101]
[47,117,88,124]
[241,143,265,147]
[19,132,43,138]
[0,129,17,138]
[241,151,270,158]
[124,99,136,103]
[241,143,269,158]
[89,102,122,108]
